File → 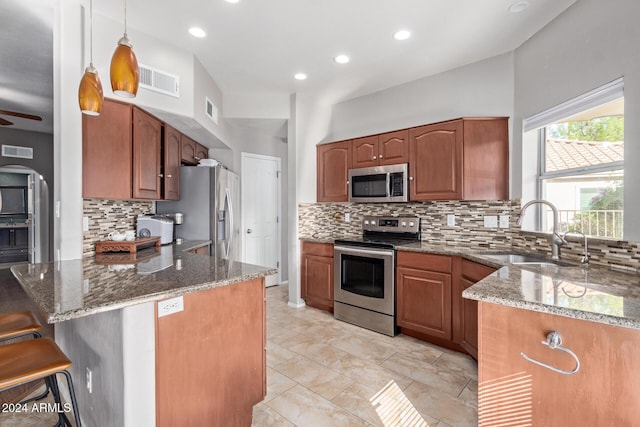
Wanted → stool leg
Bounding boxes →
[49,374,72,427]
[61,371,82,427]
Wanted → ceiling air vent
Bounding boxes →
[139,64,180,98]
[205,97,218,124]
[2,145,33,159]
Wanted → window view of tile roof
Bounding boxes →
[545,139,624,172]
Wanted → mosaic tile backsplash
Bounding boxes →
[83,199,153,257]
[299,201,640,272]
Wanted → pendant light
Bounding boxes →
[78,0,103,116]
[110,0,139,97]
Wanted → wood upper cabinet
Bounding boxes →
[396,251,453,340]
[300,241,334,312]
[479,302,640,426]
[195,143,209,162]
[352,130,409,169]
[163,125,182,201]
[454,259,495,359]
[409,118,508,201]
[181,136,197,165]
[317,141,352,202]
[83,98,133,199]
[133,107,162,199]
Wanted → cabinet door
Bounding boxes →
[378,130,409,165]
[82,98,132,199]
[352,136,378,168]
[409,120,463,200]
[317,141,352,202]
[301,253,334,312]
[195,143,209,162]
[181,136,197,165]
[163,126,181,201]
[132,108,162,199]
[396,266,452,340]
[479,302,640,426]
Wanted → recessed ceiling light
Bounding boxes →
[224,0,240,3]
[294,73,307,81]
[393,30,411,41]
[188,27,206,38]
[334,54,350,64]
[509,1,529,13]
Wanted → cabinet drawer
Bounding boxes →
[461,258,495,282]
[301,241,334,257]
[396,251,452,273]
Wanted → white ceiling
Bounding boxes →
[1,0,577,134]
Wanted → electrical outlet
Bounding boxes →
[483,215,498,228]
[447,214,456,227]
[86,367,92,394]
[158,296,184,317]
[82,216,89,232]
[345,213,351,222]
[499,215,510,228]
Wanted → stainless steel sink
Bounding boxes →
[483,253,574,267]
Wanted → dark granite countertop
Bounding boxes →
[11,241,276,323]
[299,237,640,329]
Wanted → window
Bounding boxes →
[523,79,624,239]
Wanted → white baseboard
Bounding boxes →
[287,300,306,309]
[279,280,289,286]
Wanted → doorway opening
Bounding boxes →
[0,166,50,267]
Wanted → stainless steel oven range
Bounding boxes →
[334,216,420,336]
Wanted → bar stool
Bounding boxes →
[0,310,42,342]
[0,337,82,427]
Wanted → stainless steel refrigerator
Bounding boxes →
[156,165,240,261]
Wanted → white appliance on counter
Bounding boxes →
[136,215,174,244]
[156,165,240,261]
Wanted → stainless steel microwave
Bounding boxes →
[348,163,408,203]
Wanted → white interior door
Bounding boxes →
[241,153,281,286]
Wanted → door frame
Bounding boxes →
[240,152,282,285]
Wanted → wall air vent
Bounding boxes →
[2,145,33,159]
[205,97,218,124]
[139,64,180,98]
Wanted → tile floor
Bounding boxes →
[252,285,478,427]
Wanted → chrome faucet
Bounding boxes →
[562,230,590,265]
[516,199,566,261]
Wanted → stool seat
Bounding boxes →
[0,338,71,390]
[0,310,42,341]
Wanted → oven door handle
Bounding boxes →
[334,246,395,257]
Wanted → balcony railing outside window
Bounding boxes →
[551,209,623,239]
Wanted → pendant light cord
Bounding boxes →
[124,0,128,37]
[89,0,94,64]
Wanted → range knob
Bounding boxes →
[409,221,415,227]
[370,220,376,226]
[364,220,369,225]
[401,221,407,227]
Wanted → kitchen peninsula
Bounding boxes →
[11,241,276,427]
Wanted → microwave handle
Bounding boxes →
[386,173,391,198]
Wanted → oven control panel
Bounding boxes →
[362,215,420,233]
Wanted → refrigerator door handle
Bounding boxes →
[226,188,233,258]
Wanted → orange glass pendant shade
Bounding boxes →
[110,35,139,98]
[78,64,103,116]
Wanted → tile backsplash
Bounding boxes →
[83,199,153,257]
[299,200,640,272]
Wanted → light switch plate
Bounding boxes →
[447,214,456,227]
[499,215,510,228]
[484,216,498,228]
[158,296,184,317]
[345,213,351,222]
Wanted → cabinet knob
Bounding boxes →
[158,173,164,178]
[194,156,201,161]
[379,154,383,159]
[409,176,414,181]
[346,180,350,185]
[167,174,172,178]
[373,156,377,160]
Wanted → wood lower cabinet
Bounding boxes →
[409,117,508,201]
[352,130,409,168]
[156,279,265,427]
[478,302,640,426]
[83,98,133,199]
[317,141,351,202]
[454,259,495,359]
[300,241,334,312]
[396,251,453,340]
